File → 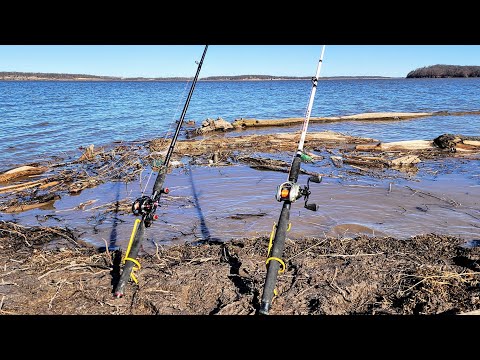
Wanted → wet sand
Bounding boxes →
[1,222,479,315]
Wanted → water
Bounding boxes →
[1,78,479,170]
[0,78,479,248]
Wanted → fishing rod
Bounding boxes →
[258,45,326,315]
[114,45,208,298]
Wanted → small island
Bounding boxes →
[407,64,480,78]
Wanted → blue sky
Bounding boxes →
[0,45,479,78]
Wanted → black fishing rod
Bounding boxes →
[259,45,326,315]
[114,45,208,298]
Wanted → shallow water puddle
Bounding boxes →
[1,161,478,253]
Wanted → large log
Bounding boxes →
[168,131,376,156]
[231,112,433,129]
[379,140,434,151]
[355,140,434,152]
[0,165,48,183]
[355,135,480,153]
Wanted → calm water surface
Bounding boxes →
[1,78,479,169]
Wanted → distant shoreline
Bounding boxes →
[0,72,396,82]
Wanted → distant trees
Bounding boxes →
[406,65,480,78]
[0,72,393,81]
[0,72,116,80]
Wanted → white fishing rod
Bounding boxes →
[259,45,326,315]
[297,45,326,154]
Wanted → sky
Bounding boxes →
[0,45,479,78]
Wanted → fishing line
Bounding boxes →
[141,72,192,196]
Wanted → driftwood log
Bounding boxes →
[231,112,433,129]
[341,154,421,169]
[356,134,480,153]
[154,131,375,157]
[0,165,48,183]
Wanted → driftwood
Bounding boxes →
[0,166,48,183]
[187,117,233,136]
[236,156,318,175]
[343,156,391,168]
[355,140,434,152]
[160,131,375,157]
[2,195,60,213]
[390,155,421,167]
[330,156,343,167]
[356,134,480,153]
[78,144,95,162]
[231,112,433,129]
[334,154,421,170]
[0,180,45,194]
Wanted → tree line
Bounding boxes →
[0,71,394,81]
[407,64,480,78]
[0,72,116,80]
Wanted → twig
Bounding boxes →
[399,271,480,295]
[326,267,351,302]
[153,241,162,261]
[1,228,31,246]
[315,252,384,258]
[101,238,113,266]
[1,279,18,286]
[186,257,214,264]
[145,288,171,293]
[38,227,79,247]
[0,295,4,310]
[295,284,316,298]
[38,263,90,280]
[2,267,30,276]
[287,239,327,261]
[48,280,65,309]
[405,185,460,206]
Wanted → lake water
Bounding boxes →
[0,78,479,248]
[1,78,479,170]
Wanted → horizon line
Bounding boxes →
[0,71,400,80]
